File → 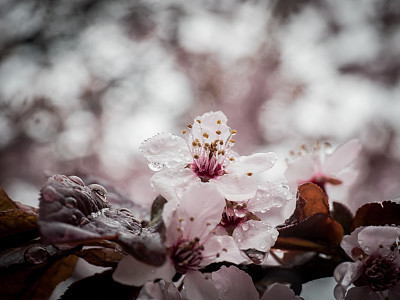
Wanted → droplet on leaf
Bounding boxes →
[24,245,50,264]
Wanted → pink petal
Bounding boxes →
[197,111,231,142]
[215,173,257,201]
[246,182,292,212]
[140,133,191,168]
[145,280,182,300]
[112,255,175,286]
[340,227,364,258]
[284,153,319,192]
[260,283,301,300]
[164,183,226,243]
[202,235,249,265]
[212,265,259,300]
[184,270,219,300]
[151,168,198,201]
[388,283,400,299]
[322,140,362,175]
[227,152,278,174]
[357,226,400,256]
[232,220,278,252]
[345,286,381,300]
[334,261,363,288]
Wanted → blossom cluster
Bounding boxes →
[109,111,400,299]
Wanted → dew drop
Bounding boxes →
[65,197,77,208]
[237,238,242,243]
[260,209,266,213]
[68,175,85,186]
[148,162,164,171]
[242,223,250,231]
[235,211,246,218]
[24,246,49,264]
[259,242,267,250]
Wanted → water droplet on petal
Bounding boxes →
[242,223,249,231]
[148,162,164,171]
[259,242,267,250]
[237,238,242,243]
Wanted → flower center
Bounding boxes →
[219,201,260,235]
[183,119,236,182]
[363,256,399,291]
[170,237,204,274]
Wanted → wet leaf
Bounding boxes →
[353,201,400,229]
[39,175,166,266]
[277,213,344,249]
[60,269,142,300]
[331,202,353,234]
[149,195,167,225]
[0,209,39,249]
[280,183,329,227]
[0,253,78,300]
[76,247,125,268]
[0,187,18,211]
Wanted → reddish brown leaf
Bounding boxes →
[0,187,18,211]
[76,247,125,268]
[0,254,78,300]
[298,183,329,218]
[0,209,39,247]
[353,201,400,229]
[277,213,344,251]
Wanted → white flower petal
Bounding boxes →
[322,140,362,175]
[357,225,400,256]
[345,286,381,300]
[113,255,175,286]
[227,152,277,174]
[284,153,319,192]
[340,227,364,258]
[215,174,257,201]
[202,235,249,265]
[334,261,363,288]
[261,283,301,300]
[163,183,226,243]
[140,133,191,168]
[145,280,182,300]
[246,182,292,212]
[150,168,198,201]
[233,220,278,252]
[212,266,259,300]
[184,271,219,300]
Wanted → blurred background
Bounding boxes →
[1,0,400,214]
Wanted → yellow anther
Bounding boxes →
[247,172,253,176]
[220,140,223,145]
[217,120,221,124]
[192,141,197,147]
[231,129,237,134]
[196,119,201,123]
[179,218,184,222]
[183,130,187,134]
[230,139,235,143]
[190,217,194,221]
[216,130,221,135]
[188,124,192,128]
[203,132,209,138]
[229,157,235,161]
[194,154,199,159]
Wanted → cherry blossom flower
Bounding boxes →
[284,140,362,205]
[334,226,400,300]
[140,111,277,201]
[211,265,302,300]
[216,182,291,255]
[112,183,247,287]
